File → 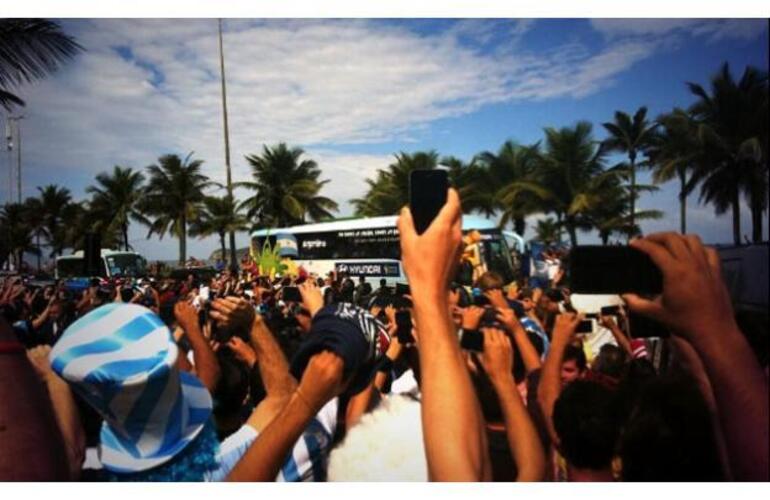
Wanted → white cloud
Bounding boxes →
[10,18,708,259]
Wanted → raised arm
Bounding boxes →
[174,300,221,393]
[227,351,345,481]
[26,345,86,480]
[599,314,632,356]
[623,232,768,481]
[537,312,581,446]
[477,328,545,481]
[496,306,542,374]
[398,188,490,481]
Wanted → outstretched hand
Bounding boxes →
[210,296,256,332]
[477,327,514,386]
[622,232,735,340]
[299,280,324,318]
[397,188,463,301]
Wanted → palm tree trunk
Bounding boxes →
[566,221,578,247]
[677,167,687,234]
[220,233,227,265]
[732,189,741,246]
[36,232,41,271]
[514,217,526,237]
[629,156,636,243]
[179,214,187,265]
[556,212,563,244]
[751,202,763,243]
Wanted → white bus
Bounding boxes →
[55,249,148,279]
[250,215,517,286]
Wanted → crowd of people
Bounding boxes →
[0,188,767,482]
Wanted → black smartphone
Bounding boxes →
[569,246,663,295]
[576,319,594,334]
[395,310,414,344]
[473,294,490,307]
[395,282,411,297]
[282,286,302,302]
[600,305,621,316]
[628,312,669,338]
[409,169,448,234]
[460,329,484,352]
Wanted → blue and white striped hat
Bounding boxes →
[49,303,212,473]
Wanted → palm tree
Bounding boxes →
[500,122,617,246]
[686,63,768,244]
[0,19,83,110]
[439,156,487,214]
[602,106,659,241]
[0,202,38,269]
[189,194,250,263]
[534,217,561,246]
[140,153,213,265]
[351,151,439,217]
[37,184,73,258]
[587,174,663,244]
[646,109,699,234]
[86,166,149,251]
[240,143,338,228]
[22,196,47,270]
[475,141,542,235]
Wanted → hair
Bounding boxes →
[328,395,427,481]
[562,344,587,372]
[620,375,724,481]
[212,353,250,419]
[379,278,387,287]
[476,271,504,291]
[104,419,219,482]
[519,287,534,300]
[553,380,619,470]
[592,344,628,380]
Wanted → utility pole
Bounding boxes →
[218,19,237,272]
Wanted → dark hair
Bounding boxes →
[519,287,534,300]
[553,380,619,470]
[592,344,628,380]
[212,353,250,419]
[562,344,587,372]
[544,288,563,302]
[620,375,724,481]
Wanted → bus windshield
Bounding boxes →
[56,258,107,278]
[105,254,146,277]
[482,237,516,284]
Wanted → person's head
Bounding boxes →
[553,380,620,472]
[47,300,64,321]
[519,287,535,312]
[620,376,724,481]
[359,276,366,284]
[476,271,504,292]
[592,344,628,380]
[50,304,215,479]
[379,278,387,288]
[212,353,250,433]
[561,344,587,386]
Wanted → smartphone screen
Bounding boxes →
[601,305,621,316]
[395,310,414,344]
[282,286,302,302]
[576,319,594,334]
[460,329,484,352]
[569,246,663,295]
[628,312,670,338]
[409,169,448,234]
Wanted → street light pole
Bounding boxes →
[217,19,237,272]
[7,116,24,204]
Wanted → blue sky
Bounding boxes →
[5,18,769,261]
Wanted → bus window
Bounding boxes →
[105,254,146,277]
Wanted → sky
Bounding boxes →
[4,18,769,261]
